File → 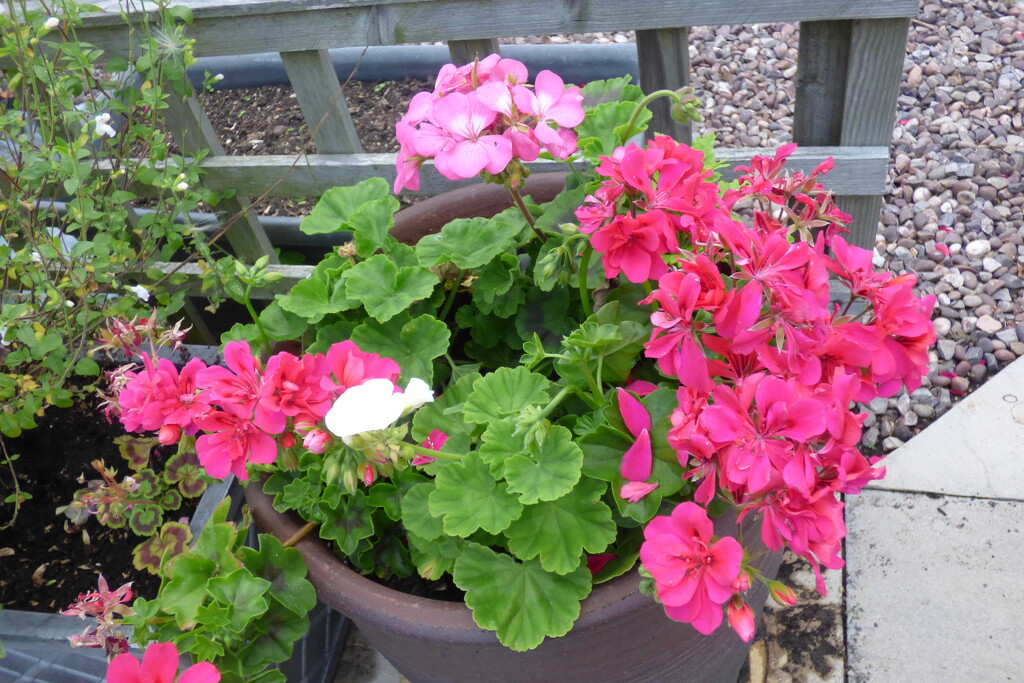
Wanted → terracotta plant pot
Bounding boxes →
[244,176,783,681]
[245,485,781,683]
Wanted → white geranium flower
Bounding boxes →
[94,113,116,138]
[44,16,59,30]
[324,377,434,444]
[126,284,150,302]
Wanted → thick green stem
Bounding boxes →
[438,272,462,322]
[402,443,464,462]
[578,244,594,318]
[243,282,271,354]
[620,89,681,142]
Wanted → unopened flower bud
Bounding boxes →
[362,463,376,487]
[158,424,182,446]
[302,429,331,454]
[278,432,295,449]
[341,467,358,493]
[44,16,59,30]
[767,580,797,607]
[727,597,755,642]
[214,73,224,82]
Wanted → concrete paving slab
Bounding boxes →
[845,489,1024,682]
[867,356,1024,500]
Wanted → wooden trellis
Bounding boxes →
[10,0,917,292]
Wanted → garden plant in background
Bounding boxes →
[101,54,935,664]
[0,0,230,526]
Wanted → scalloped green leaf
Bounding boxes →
[415,217,520,269]
[207,568,271,634]
[505,478,616,574]
[236,594,310,672]
[400,482,444,541]
[503,425,584,505]
[408,531,464,581]
[317,489,375,557]
[351,313,450,384]
[161,554,218,628]
[478,419,525,480]
[453,543,592,651]
[300,178,391,235]
[462,367,551,424]
[238,533,317,615]
[343,254,438,323]
[277,274,356,324]
[428,452,523,537]
[351,196,401,258]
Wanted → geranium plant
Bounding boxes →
[104,55,935,654]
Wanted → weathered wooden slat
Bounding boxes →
[793,20,852,147]
[447,39,501,65]
[44,0,918,60]
[636,27,691,144]
[162,92,280,263]
[152,261,312,300]
[105,146,889,199]
[838,18,911,249]
[280,49,363,154]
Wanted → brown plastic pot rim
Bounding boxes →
[244,483,647,640]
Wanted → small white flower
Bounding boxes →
[65,300,74,308]
[29,251,42,263]
[324,378,434,445]
[0,325,9,347]
[175,181,189,191]
[126,284,150,302]
[94,113,116,138]
[44,16,59,30]
[214,73,224,82]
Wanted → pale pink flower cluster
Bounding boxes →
[585,141,936,639]
[112,340,402,481]
[394,54,585,193]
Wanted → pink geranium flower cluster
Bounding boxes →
[106,641,220,683]
[111,340,400,481]
[394,53,584,192]
[581,141,936,638]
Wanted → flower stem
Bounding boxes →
[437,272,462,322]
[282,520,318,548]
[620,89,680,142]
[243,282,271,354]
[578,244,594,318]
[508,185,546,242]
[403,444,464,461]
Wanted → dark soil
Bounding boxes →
[0,393,196,613]
[196,78,432,218]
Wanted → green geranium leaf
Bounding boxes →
[165,448,207,498]
[416,217,519,269]
[258,300,309,341]
[515,286,575,349]
[505,478,616,574]
[367,482,402,521]
[300,179,390,234]
[472,253,519,304]
[400,482,444,541]
[238,534,317,615]
[462,367,551,424]
[73,356,100,376]
[351,313,450,383]
[408,531,464,581]
[128,504,163,536]
[161,554,217,629]
[207,568,271,634]
[351,196,401,258]
[453,543,592,651]
[318,489,375,557]
[580,76,645,105]
[343,254,438,323]
[503,424,584,504]
[577,101,650,159]
[478,419,524,480]
[277,275,355,324]
[236,594,310,673]
[428,452,523,537]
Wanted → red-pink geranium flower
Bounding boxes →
[640,502,743,634]
[260,350,331,425]
[194,407,279,481]
[321,340,401,396]
[106,641,220,683]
